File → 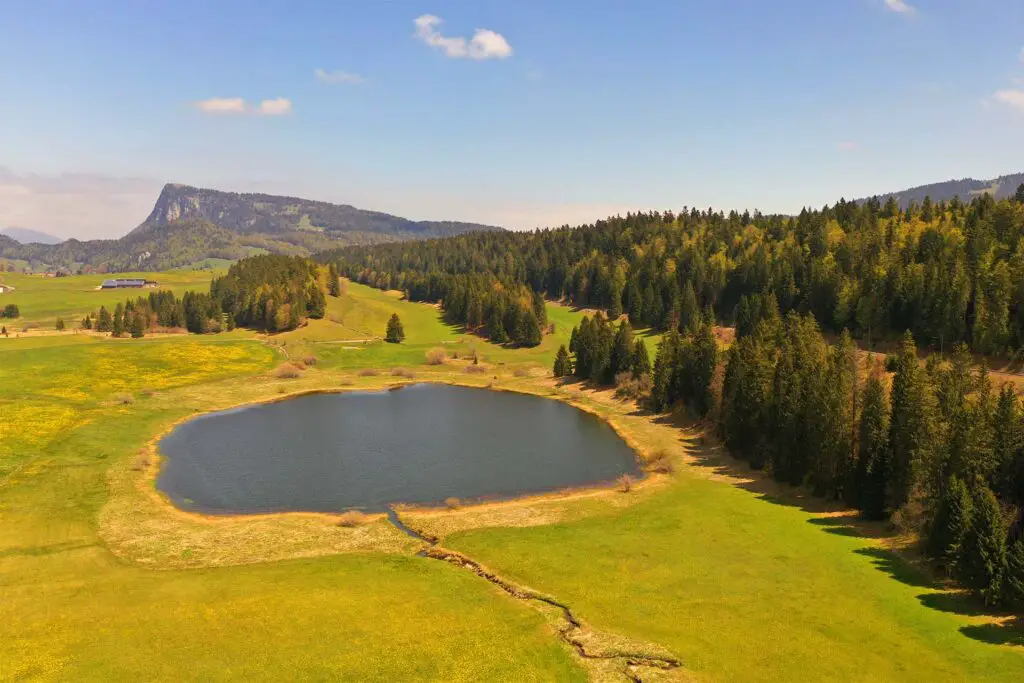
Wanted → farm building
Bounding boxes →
[100,279,159,289]
[0,283,14,293]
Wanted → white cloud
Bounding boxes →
[993,89,1024,113]
[194,97,246,114]
[256,98,293,116]
[837,141,858,152]
[884,0,916,14]
[414,14,512,60]
[315,68,365,85]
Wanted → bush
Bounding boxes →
[444,497,461,510]
[301,355,318,367]
[358,368,380,377]
[273,364,302,379]
[391,367,416,379]
[614,372,653,401]
[465,365,488,374]
[616,474,635,493]
[647,451,675,474]
[425,347,447,365]
[336,510,369,527]
[513,367,529,378]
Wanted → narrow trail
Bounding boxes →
[386,507,685,682]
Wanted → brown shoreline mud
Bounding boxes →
[99,369,687,570]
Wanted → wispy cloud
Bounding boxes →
[993,89,1024,113]
[883,0,916,15]
[193,97,293,116]
[837,141,858,152]
[194,97,246,114]
[315,68,365,85]
[414,14,513,60]
[257,98,293,116]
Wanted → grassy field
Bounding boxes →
[1,274,1021,681]
[0,270,217,328]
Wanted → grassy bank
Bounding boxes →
[1,275,1021,681]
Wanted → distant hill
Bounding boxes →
[0,227,62,245]
[857,172,1024,209]
[0,184,503,272]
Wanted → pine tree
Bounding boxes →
[1015,183,1024,204]
[385,313,405,343]
[1004,537,1024,609]
[992,384,1022,499]
[514,307,542,347]
[327,264,341,297]
[679,281,699,334]
[306,284,327,319]
[1,325,6,336]
[553,345,572,378]
[111,303,124,338]
[129,310,146,338]
[687,322,718,417]
[649,330,680,411]
[55,318,65,331]
[80,314,92,330]
[609,320,633,378]
[928,475,973,574]
[630,339,651,378]
[96,305,112,332]
[958,487,1007,606]
[857,369,890,520]
[887,331,936,511]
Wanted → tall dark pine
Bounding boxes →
[957,486,1007,606]
[553,345,572,378]
[887,332,935,511]
[385,313,405,344]
[857,370,890,520]
[630,339,651,379]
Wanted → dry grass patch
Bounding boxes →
[358,368,380,377]
[465,365,488,374]
[273,364,302,379]
[616,474,635,493]
[391,367,416,379]
[425,347,447,365]
[336,510,369,527]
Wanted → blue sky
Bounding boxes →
[1,0,1023,238]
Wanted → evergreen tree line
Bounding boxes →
[718,310,1024,609]
[78,255,334,338]
[321,189,1024,357]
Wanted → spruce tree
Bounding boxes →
[1015,183,1024,204]
[514,308,542,347]
[129,310,146,338]
[679,281,699,334]
[927,475,973,574]
[327,264,341,297]
[1,325,6,336]
[958,486,1007,606]
[857,370,890,520]
[55,318,65,331]
[96,305,112,332]
[609,320,633,378]
[553,345,572,378]
[687,322,718,417]
[887,331,936,511]
[385,313,405,343]
[649,330,680,411]
[630,339,651,378]
[111,303,124,338]
[1004,537,1024,609]
[992,384,1021,499]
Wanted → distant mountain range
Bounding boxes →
[0,227,62,245]
[0,184,503,272]
[856,172,1024,209]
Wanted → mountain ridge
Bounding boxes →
[0,183,504,272]
[855,172,1024,208]
[0,227,63,245]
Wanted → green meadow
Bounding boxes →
[0,273,1020,681]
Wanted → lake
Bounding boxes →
[156,383,641,513]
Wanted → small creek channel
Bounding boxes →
[157,383,681,679]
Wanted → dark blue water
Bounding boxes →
[157,384,641,513]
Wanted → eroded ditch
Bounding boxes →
[387,506,685,682]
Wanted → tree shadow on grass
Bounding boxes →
[960,618,1024,646]
[849,547,938,589]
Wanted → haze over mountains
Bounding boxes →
[0,184,503,272]
[0,227,62,245]
[3,172,1023,274]
[856,172,1024,208]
